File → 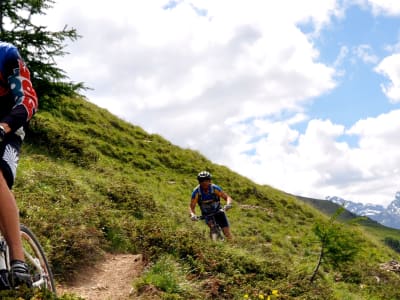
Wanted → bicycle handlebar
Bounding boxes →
[196,208,225,220]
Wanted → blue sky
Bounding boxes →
[307,5,400,127]
[39,1,400,206]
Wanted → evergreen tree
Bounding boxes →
[0,0,86,109]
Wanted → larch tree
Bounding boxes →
[0,0,86,109]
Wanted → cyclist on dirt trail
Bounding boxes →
[189,171,233,241]
[0,41,38,287]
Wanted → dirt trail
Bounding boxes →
[56,253,144,300]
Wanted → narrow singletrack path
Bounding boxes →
[57,253,144,300]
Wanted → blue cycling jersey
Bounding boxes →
[191,183,224,215]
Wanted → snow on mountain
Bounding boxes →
[386,192,400,215]
[326,193,400,230]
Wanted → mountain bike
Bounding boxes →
[197,209,226,242]
[0,224,56,294]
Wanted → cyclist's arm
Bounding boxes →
[3,47,38,132]
[189,197,198,216]
[217,190,233,205]
[225,194,233,205]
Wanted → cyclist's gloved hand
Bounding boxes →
[224,204,232,211]
[190,213,198,221]
[0,125,6,142]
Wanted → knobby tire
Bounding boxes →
[20,224,56,294]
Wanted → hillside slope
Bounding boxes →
[9,95,400,299]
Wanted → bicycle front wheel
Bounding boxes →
[20,225,56,294]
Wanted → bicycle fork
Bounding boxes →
[0,240,10,289]
[208,221,223,242]
[210,230,218,241]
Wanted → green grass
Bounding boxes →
[134,254,194,299]
[5,95,400,299]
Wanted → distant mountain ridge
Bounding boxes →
[326,192,400,229]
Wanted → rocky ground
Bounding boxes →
[56,253,144,300]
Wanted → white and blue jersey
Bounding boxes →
[0,41,38,188]
[191,183,224,215]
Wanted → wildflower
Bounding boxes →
[259,294,264,299]
[272,290,279,295]
[244,294,249,299]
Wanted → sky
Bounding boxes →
[34,0,400,206]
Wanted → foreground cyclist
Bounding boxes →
[189,171,233,241]
[0,41,38,287]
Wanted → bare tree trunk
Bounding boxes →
[310,247,324,283]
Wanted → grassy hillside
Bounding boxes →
[8,95,400,299]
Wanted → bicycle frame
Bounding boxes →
[199,209,226,241]
[21,232,49,288]
[0,234,10,289]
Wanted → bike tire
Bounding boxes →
[216,226,225,242]
[20,224,56,294]
[210,229,224,242]
[210,221,225,242]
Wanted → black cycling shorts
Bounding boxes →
[0,133,22,189]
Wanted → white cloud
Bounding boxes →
[230,113,400,206]
[372,0,400,103]
[44,1,339,147]
[334,45,349,67]
[366,0,400,15]
[354,44,379,64]
[375,53,400,102]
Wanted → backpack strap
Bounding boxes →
[197,184,220,203]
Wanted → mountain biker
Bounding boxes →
[0,41,38,287]
[189,171,233,240]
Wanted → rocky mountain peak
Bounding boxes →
[326,192,400,229]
